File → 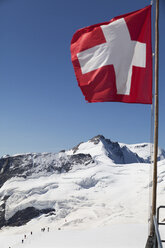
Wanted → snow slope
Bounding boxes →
[0,224,149,248]
[125,142,165,162]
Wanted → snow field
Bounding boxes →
[0,161,152,226]
[0,224,149,248]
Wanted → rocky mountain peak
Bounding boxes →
[89,135,106,144]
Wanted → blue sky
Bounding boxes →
[0,0,164,156]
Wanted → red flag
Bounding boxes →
[71,6,152,104]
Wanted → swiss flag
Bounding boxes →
[71,6,152,104]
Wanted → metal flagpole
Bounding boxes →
[150,0,159,235]
[146,0,159,246]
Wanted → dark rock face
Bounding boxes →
[90,135,105,145]
[5,207,55,227]
[70,154,94,166]
[0,156,28,188]
[0,195,10,228]
[72,142,83,153]
[0,153,94,188]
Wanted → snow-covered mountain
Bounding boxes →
[0,135,165,231]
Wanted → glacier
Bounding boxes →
[0,135,165,247]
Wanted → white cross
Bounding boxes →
[77,18,146,95]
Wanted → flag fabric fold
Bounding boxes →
[71,5,152,104]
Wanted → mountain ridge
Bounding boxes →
[0,135,165,229]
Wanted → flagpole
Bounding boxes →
[145,1,159,246]
[148,0,159,241]
[150,0,159,235]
